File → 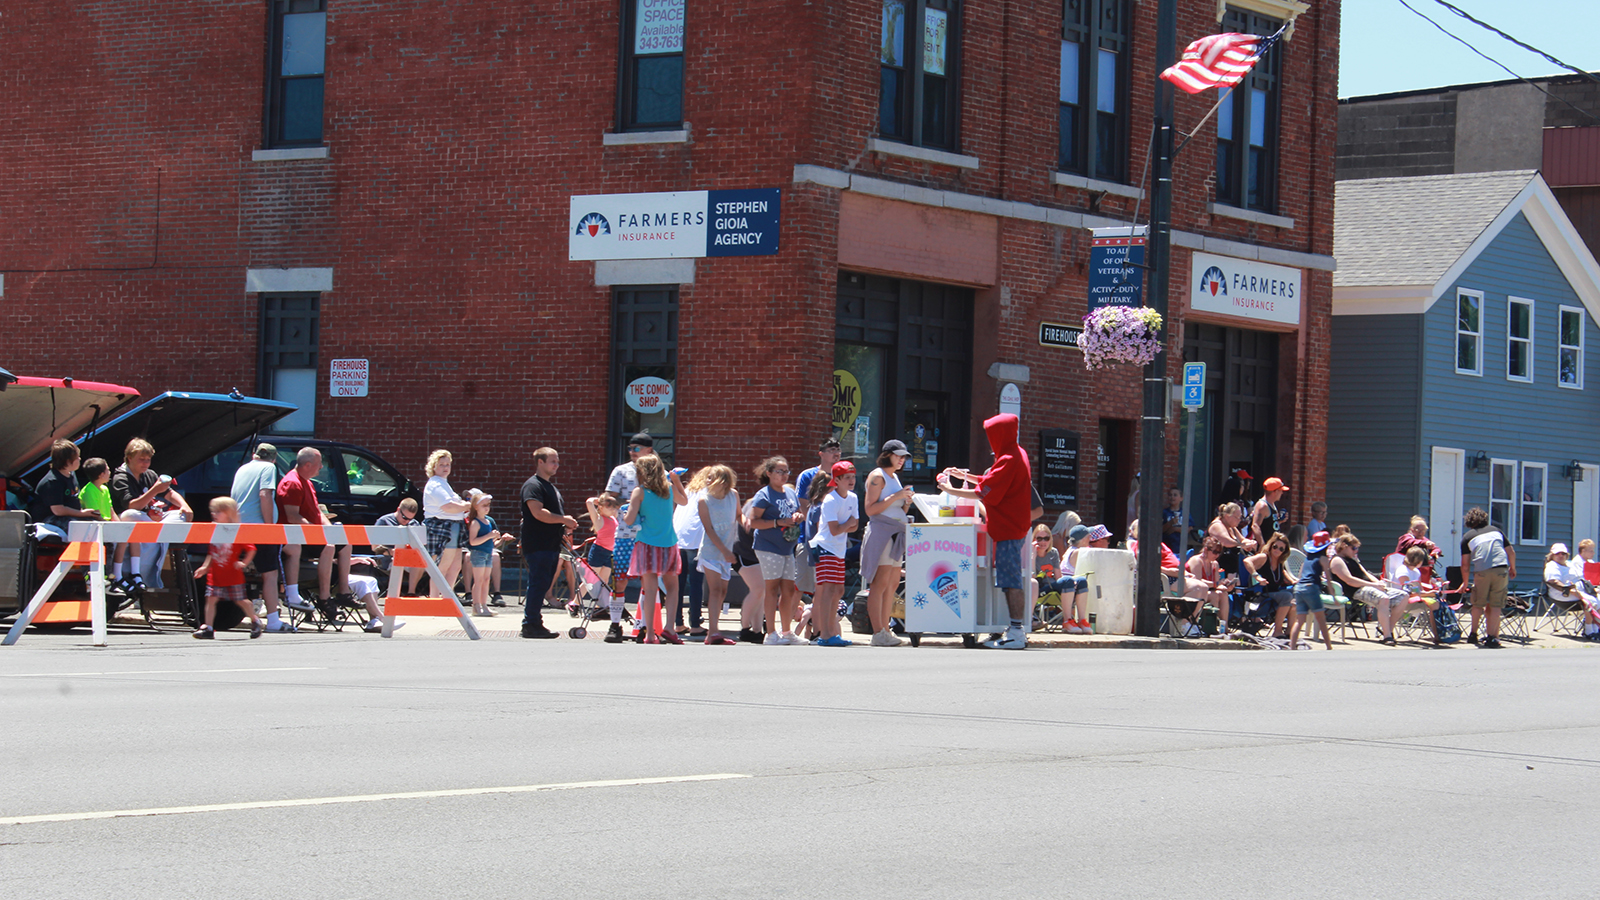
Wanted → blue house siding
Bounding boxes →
[1420,213,1600,586]
[1328,313,1422,567]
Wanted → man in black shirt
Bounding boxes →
[108,438,192,593]
[28,440,99,540]
[519,447,578,639]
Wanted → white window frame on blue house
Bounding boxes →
[1559,304,1584,390]
[1456,288,1484,376]
[1519,461,1547,546]
[1506,296,1533,383]
[1489,458,1516,535]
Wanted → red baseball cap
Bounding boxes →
[829,461,856,485]
[1263,476,1288,492]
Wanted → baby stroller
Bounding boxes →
[562,537,632,639]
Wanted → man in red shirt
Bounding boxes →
[937,413,1034,650]
[277,447,352,613]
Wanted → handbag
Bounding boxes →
[1433,603,1462,643]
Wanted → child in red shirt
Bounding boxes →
[193,497,263,640]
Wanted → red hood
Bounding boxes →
[984,413,1020,457]
[1,377,141,475]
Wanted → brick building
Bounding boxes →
[1,0,1337,531]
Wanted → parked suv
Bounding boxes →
[177,439,419,526]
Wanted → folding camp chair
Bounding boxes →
[1501,589,1536,643]
[1034,589,1065,632]
[1534,585,1587,637]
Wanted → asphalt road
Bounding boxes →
[2,631,1596,899]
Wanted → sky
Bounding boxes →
[1338,0,1600,98]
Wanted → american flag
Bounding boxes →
[1159,31,1281,94]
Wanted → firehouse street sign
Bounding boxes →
[569,189,781,260]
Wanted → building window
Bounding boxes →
[619,0,685,131]
[611,287,678,466]
[879,0,961,151]
[258,293,319,434]
[1456,289,1483,376]
[1489,459,1516,536]
[1507,297,1533,382]
[1560,305,1585,388]
[1520,462,1547,545]
[1215,7,1280,211]
[1059,0,1129,181]
[266,0,326,148]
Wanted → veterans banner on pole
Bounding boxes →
[1087,226,1147,313]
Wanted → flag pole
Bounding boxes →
[1135,0,1177,638]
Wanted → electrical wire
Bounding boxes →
[1428,0,1600,86]
[1394,0,1599,124]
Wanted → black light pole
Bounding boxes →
[1135,0,1178,637]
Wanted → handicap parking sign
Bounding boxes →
[1182,362,1205,409]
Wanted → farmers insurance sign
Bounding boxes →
[569,189,781,260]
[1189,251,1302,327]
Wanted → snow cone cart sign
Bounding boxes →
[904,522,978,633]
[569,189,781,260]
[623,376,674,413]
[1189,251,1301,327]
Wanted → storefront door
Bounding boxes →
[1182,323,1278,515]
[610,286,678,466]
[835,272,972,482]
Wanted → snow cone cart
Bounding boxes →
[901,495,1022,647]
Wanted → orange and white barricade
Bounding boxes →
[3,521,478,647]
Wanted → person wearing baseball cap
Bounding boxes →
[1290,530,1336,650]
[860,440,915,646]
[808,460,860,646]
[1251,476,1289,548]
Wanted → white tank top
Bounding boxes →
[877,468,908,522]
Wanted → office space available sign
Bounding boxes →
[569,189,781,260]
[1088,226,1147,312]
[1189,251,1301,326]
[634,0,684,53]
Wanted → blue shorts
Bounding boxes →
[1293,585,1325,615]
[586,543,614,572]
[994,539,1025,591]
[1040,575,1088,595]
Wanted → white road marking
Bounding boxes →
[0,666,328,678]
[0,774,751,826]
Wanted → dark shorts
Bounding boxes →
[586,543,614,571]
[994,538,1025,591]
[254,544,281,574]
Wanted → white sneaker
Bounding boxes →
[779,632,804,645]
[985,626,1027,650]
[763,632,785,645]
[263,619,296,633]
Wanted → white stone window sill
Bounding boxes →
[867,138,980,170]
[1052,172,1145,200]
[603,129,690,146]
[1208,202,1295,229]
[252,147,329,162]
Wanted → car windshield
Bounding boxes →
[344,450,400,497]
[275,448,339,497]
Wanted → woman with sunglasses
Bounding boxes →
[1246,535,1295,638]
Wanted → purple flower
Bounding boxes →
[1077,306,1164,370]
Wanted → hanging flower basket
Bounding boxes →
[1077,306,1164,370]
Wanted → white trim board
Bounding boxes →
[246,268,333,293]
[1333,174,1600,321]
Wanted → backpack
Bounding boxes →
[1433,604,1462,643]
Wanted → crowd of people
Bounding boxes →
[22,429,1600,648]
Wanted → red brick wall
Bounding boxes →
[0,0,1337,525]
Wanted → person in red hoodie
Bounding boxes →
[937,413,1034,649]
